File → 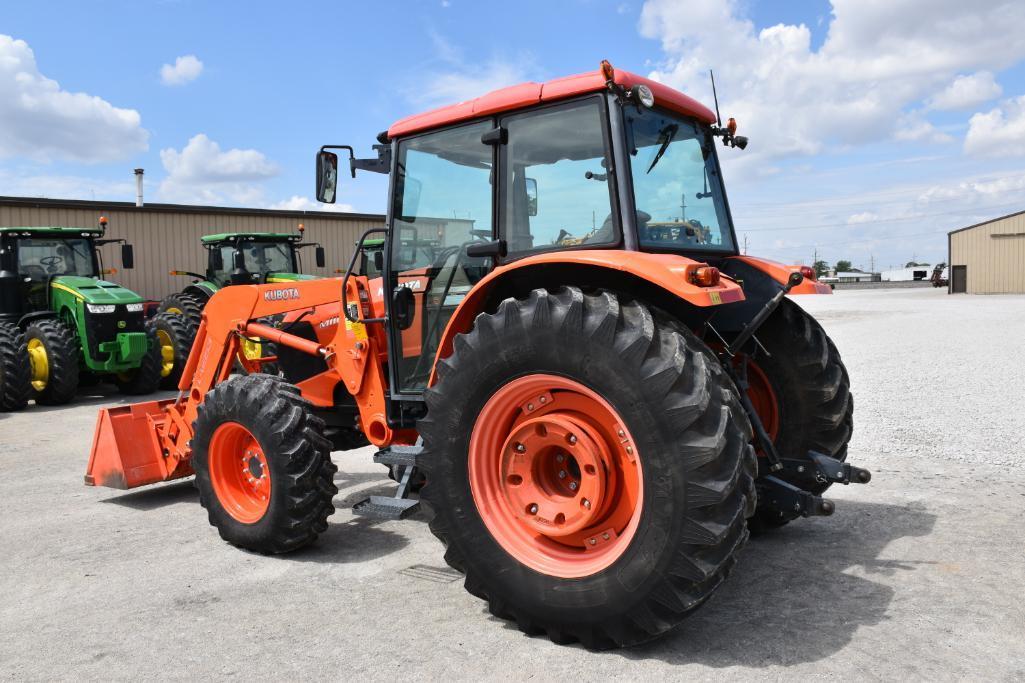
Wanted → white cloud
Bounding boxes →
[160,55,203,86]
[411,32,536,107]
[0,168,135,201]
[158,134,278,205]
[0,34,147,163]
[928,71,1002,111]
[266,195,355,213]
[846,211,878,224]
[893,112,953,144]
[964,96,1025,158]
[639,0,1025,167]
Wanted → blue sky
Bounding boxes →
[2,0,1025,271]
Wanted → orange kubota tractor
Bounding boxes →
[85,61,869,649]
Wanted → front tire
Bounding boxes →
[419,287,755,649]
[152,312,192,389]
[192,374,338,554]
[0,323,30,411]
[24,318,79,405]
[158,293,204,335]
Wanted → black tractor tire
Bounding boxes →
[746,298,854,531]
[192,374,338,554]
[158,292,204,334]
[0,322,31,411]
[418,287,756,649]
[114,322,163,395]
[24,318,79,406]
[152,312,193,389]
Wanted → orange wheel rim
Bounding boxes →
[468,374,643,578]
[741,357,780,442]
[208,422,271,524]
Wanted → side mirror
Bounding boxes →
[393,285,415,331]
[315,246,326,269]
[121,243,135,269]
[373,250,383,272]
[525,177,538,217]
[316,150,339,204]
[230,249,251,285]
[210,248,224,271]
[233,250,245,269]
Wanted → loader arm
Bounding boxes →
[86,277,396,489]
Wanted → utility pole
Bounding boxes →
[742,233,748,255]
[869,253,875,273]
[680,192,686,222]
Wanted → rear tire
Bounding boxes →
[419,287,755,649]
[158,293,204,334]
[25,318,79,405]
[152,312,192,389]
[192,374,338,554]
[746,298,853,530]
[114,322,163,395]
[0,323,30,411]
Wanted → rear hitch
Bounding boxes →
[759,476,836,518]
[770,451,872,486]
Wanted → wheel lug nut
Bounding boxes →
[558,470,566,479]
[589,538,597,546]
[556,454,564,463]
[602,533,610,540]
[539,396,547,403]
[618,429,625,437]
[529,504,538,514]
[527,403,534,411]
[514,443,526,453]
[583,498,591,509]
[567,435,577,445]
[569,481,578,491]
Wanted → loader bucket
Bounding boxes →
[84,399,187,489]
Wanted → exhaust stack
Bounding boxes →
[134,168,144,207]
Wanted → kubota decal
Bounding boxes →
[264,287,301,302]
[318,316,340,329]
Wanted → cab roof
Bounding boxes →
[201,232,300,244]
[388,65,717,138]
[0,226,103,237]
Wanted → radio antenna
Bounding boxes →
[710,69,722,127]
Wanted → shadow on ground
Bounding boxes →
[482,499,936,665]
[623,500,937,666]
[100,480,197,510]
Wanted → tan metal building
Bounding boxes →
[0,196,385,300]
[948,209,1025,294]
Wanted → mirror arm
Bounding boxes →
[350,144,392,175]
[321,144,356,178]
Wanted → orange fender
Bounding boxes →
[431,250,745,384]
[726,255,832,295]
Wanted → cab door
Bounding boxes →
[386,120,496,396]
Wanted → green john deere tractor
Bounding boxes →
[0,220,161,410]
[153,229,326,387]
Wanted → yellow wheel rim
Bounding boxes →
[166,306,183,315]
[27,337,49,392]
[240,337,263,361]
[156,328,175,378]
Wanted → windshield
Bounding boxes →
[212,241,296,284]
[16,237,97,281]
[626,107,735,252]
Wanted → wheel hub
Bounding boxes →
[156,328,175,378]
[26,337,49,392]
[208,422,271,524]
[500,414,608,537]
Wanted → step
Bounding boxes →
[372,444,422,468]
[352,496,420,520]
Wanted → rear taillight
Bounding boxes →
[691,266,721,287]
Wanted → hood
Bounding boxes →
[265,272,316,282]
[52,276,144,305]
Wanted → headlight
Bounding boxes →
[125,303,144,312]
[86,304,116,314]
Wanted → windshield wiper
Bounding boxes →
[646,123,679,174]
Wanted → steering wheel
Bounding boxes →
[40,255,65,268]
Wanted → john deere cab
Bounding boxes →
[0,219,161,409]
[152,229,326,386]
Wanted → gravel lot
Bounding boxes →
[2,287,1024,680]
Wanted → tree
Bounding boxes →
[835,259,852,272]
[813,260,830,278]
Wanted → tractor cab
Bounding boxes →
[316,61,776,399]
[200,232,325,288]
[0,223,135,324]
